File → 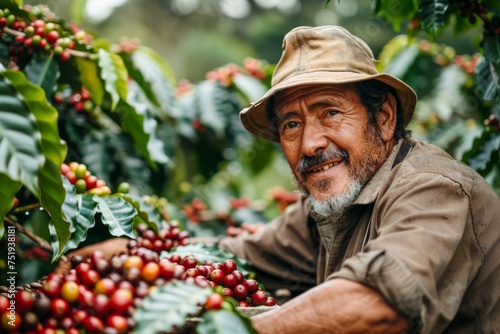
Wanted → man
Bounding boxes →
[217,25,500,333]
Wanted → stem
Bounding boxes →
[4,216,53,254]
[12,202,41,214]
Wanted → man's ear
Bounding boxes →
[377,92,397,143]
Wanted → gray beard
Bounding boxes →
[308,179,363,220]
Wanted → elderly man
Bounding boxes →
[217,25,500,333]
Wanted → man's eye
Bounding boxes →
[327,110,338,116]
[285,121,298,129]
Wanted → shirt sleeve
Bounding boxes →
[328,169,471,333]
[218,196,317,294]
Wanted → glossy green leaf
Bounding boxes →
[130,46,176,118]
[80,133,113,182]
[119,52,161,111]
[462,129,500,175]
[0,71,44,196]
[431,65,468,121]
[232,74,268,103]
[372,0,418,31]
[75,57,104,106]
[23,53,60,98]
[475,59,500,102]
[0,173,21,239]
[94,195,136,239]
[197,81,236,138]
[418,0,449,37]
[382,44,420,79]
[60,182,98,254]
[2,69,70,259]
[119,81,169,167]
[97,49,128,110]
[133,281,212,334]
[484,35,500,64]
[197,310,258,334]
[117,194,162,233]
[167,244,252,277]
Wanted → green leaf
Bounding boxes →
[197,81,237,138]
[94,195,136,239]
[0,71,44,195]
[23,53,60,98]
[418,0,449,37]
[0,173,21,239]
[462,129,500,175]
[60,181,99,254]
[372,0,418,31]
[1,69,70,260]
[119,81,169,167]
[167,244,252,277]
[119,52,161,111]
[197,310,258,334]
[475,59,500,102]
[117,194,162,232]
[232,74,268,103]
[484,35,500,64]
[75,57,104,106]
[431,65,468,121]
[97,49,128,110]
[381,44,420,79]
[133,281,212,334]
[130,46,176,118]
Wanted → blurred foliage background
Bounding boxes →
[26,0,480,80]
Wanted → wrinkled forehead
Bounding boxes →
[274,84,358,111]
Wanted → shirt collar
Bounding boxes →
[353,139,404,205]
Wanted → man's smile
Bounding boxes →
[308,160,342,173]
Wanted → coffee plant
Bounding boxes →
[0,0,276,261]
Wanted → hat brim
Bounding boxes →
[240,71,417,142]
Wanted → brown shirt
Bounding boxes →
[219,138,500,333]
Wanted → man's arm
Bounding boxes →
[252,278,410,334]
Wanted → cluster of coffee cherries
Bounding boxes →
[130,221,190,253]
[0,223,273,333]
[0,8,82,68]
[53,87,93,114]
[167,253,276,309]
[61,162,122,196]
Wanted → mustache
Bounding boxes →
[296,147,348,180]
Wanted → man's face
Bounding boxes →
[275,84,391,203]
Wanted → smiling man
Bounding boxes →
[218,26,500,333]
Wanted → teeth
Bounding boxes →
[311,162,336,173]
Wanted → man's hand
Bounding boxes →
[55,237,130,274]
[251,278,411,334]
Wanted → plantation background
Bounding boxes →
[1,0,499,285]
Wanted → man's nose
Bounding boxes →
[300,121,328,157]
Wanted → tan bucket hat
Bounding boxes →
[240,25,417,142]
